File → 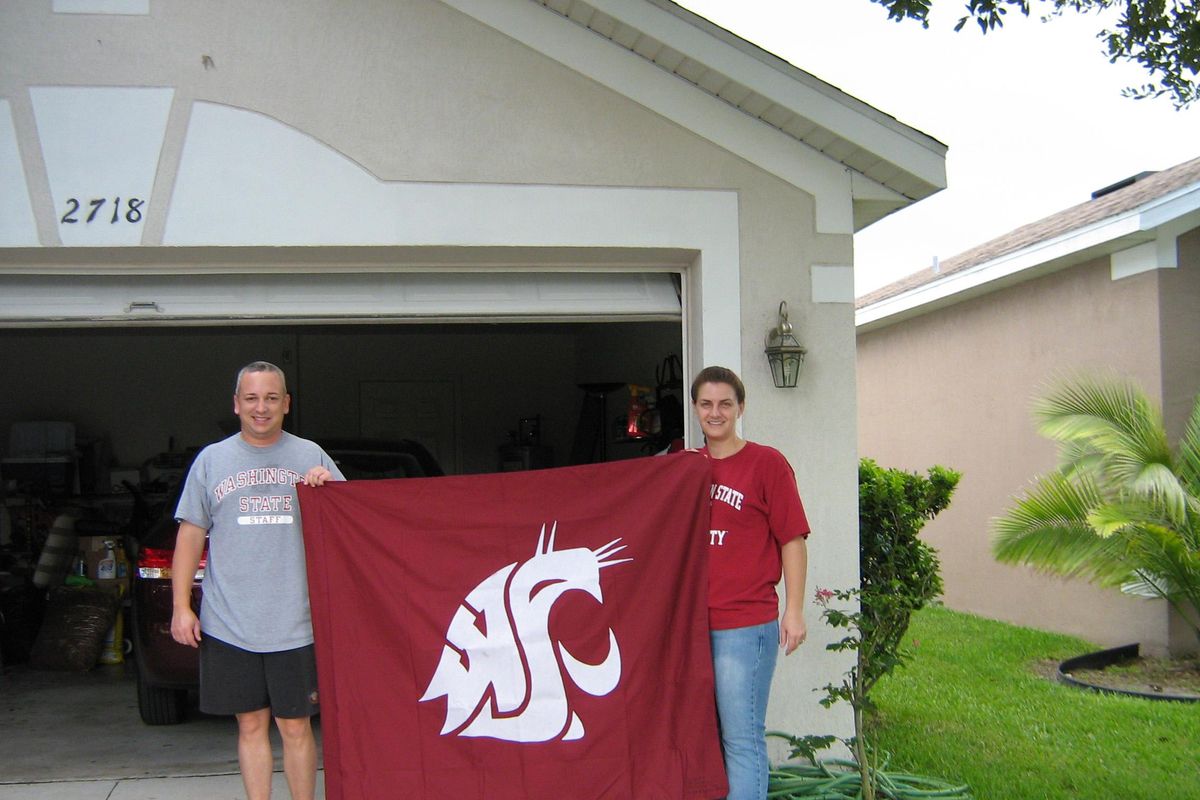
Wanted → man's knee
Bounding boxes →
[236,708,272,737]
[275,715,313,743]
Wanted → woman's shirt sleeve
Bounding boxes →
[764,448,810,544]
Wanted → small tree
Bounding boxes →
[771,459,962,800]
[993,374,1200,648]
[857,458,959,698]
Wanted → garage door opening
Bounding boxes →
[0,316,684,674]
[0,317,683,476]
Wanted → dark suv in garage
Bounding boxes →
[132,438,441,724]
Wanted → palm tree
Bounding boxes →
[993,374,1200,647]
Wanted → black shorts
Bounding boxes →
[199,635,319,718]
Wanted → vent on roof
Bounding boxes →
[1091,170,1158,199]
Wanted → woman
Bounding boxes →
[691,365,810,800]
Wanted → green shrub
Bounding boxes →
[772,459,962,800]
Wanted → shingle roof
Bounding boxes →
[857,154,1200,309]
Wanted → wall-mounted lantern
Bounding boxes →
[764,301,806,388]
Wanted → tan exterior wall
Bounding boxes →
[1160,228,1200,439]
[1158,227,1200,650]
[2,0,861,739]
[858,256,1176,655]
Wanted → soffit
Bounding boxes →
[536,0,947,204]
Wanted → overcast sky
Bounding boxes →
[675,0,1200,296]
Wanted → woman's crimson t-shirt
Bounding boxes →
[703,441,810,631]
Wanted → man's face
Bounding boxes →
[233,370,291,446]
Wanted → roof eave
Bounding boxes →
[856,183,1200,332]
[623,0,948,195]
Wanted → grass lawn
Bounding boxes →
[869,606,1200,800]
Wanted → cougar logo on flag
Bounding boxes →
[420,522,631,743]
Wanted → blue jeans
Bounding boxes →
[710,620,778,800]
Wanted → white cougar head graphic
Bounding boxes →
[420,522,631,742]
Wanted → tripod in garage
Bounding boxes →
[569,382,624,465]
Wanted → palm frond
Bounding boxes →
[1034,375,1139,438]
[1034,377,1173,480]
[992,473,1133,585]
[1057,444,1103,480]
[1086,501,1141,538]
[1122,522,1200,583]
[1178,393,1200,497]
[997,374,1200,634]
[1034,376,1190,517]
[1121,570,1172,599]
[1182,515,1200,553]
[1130,462,1190,525]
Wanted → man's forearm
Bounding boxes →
[171,521,207,610]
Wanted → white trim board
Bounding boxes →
[160,101,739,370]
[4,97,742,374]
[0,271,683,324]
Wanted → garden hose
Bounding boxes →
[767,759,973,799]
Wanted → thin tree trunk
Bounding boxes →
[853,657,875,800]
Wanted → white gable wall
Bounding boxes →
[1,0,859,748]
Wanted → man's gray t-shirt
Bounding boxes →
[175,432,344,652]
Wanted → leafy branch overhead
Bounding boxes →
[870,0,1200,108]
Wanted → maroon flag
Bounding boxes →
[299,452,727,800]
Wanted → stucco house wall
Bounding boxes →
[2,0,947,751]
[858,255,1173,652]
[1161,228,1200,439]
[1158,228,1200,651]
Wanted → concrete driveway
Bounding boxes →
[0,664,325,799]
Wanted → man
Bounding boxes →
[170,361,343,800]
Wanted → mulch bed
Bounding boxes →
[1035,656,1200,699]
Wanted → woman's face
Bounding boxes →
[693,381,743,443]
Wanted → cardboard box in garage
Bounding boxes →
[77,535,130,594]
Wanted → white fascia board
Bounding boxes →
[1113,207,1200,278]
[443,0,855,233]
[601,0,947,188]
[1136,183,1200,230]
[857,179,1200,330]
[856,212,1148,330]
[849,174,909,204]
[1145,206,1200,273]
[850,175,910,228]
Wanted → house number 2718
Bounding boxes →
[60,197,145,225]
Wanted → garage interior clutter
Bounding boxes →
[0,323,684,678]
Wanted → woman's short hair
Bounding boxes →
[235,361,288,395]
[690,366,745,404]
